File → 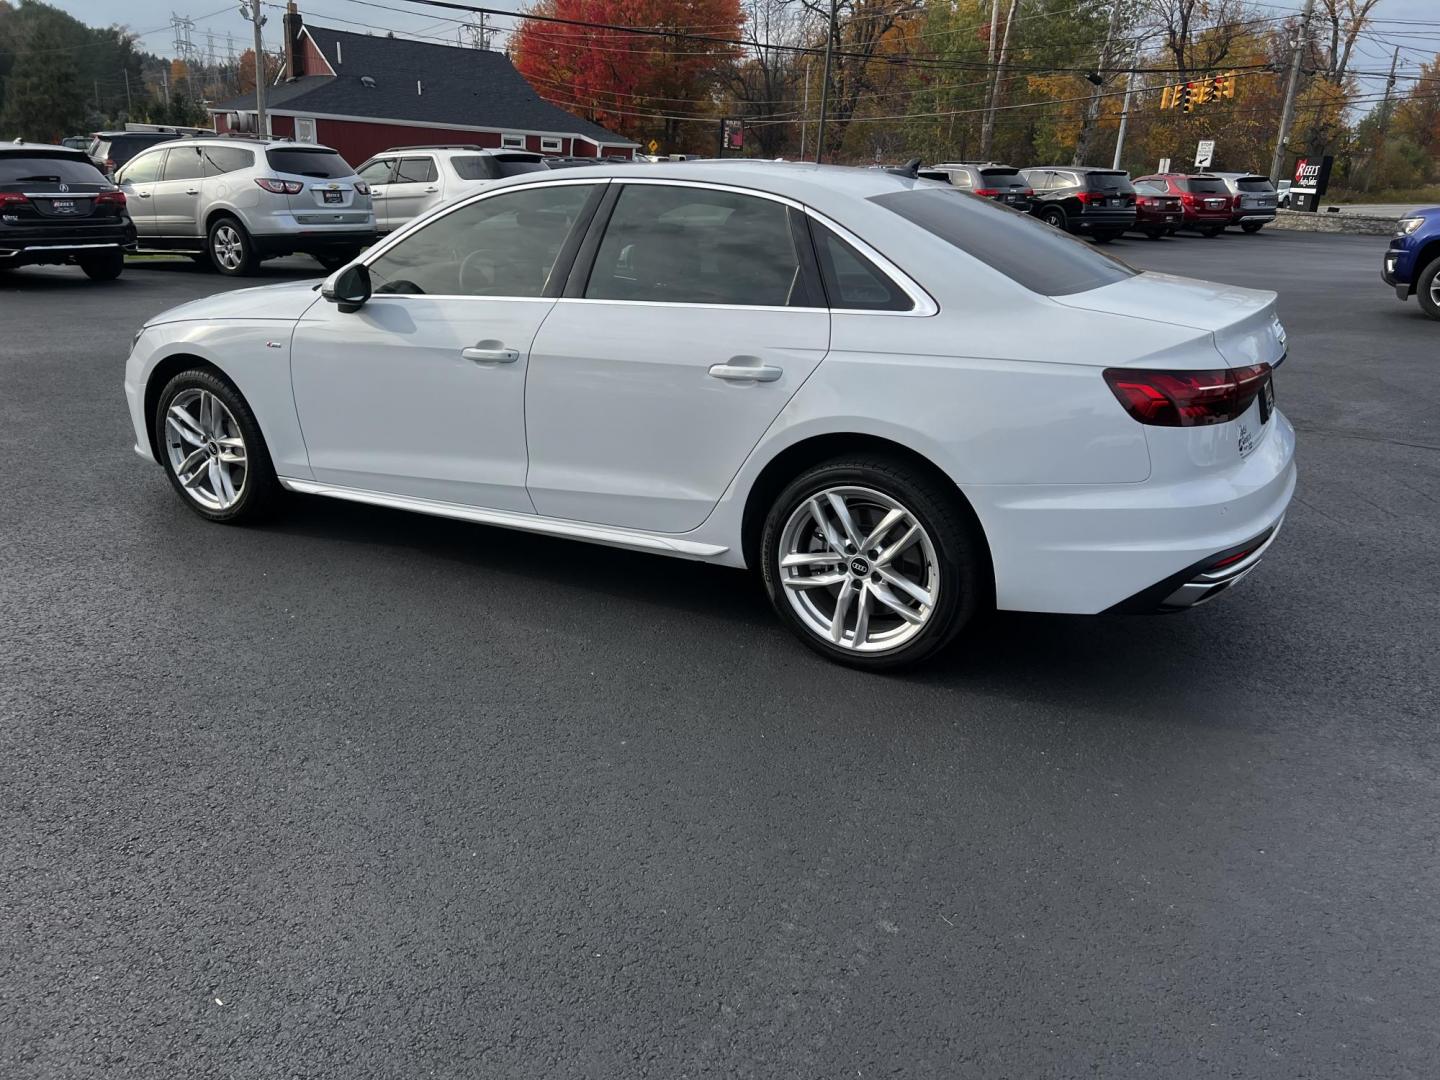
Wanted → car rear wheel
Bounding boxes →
[1241,221,1265,234]
[79,249,124,280]
[1200,226,1223,238]
[1143,228,1166,240]
[1091,230,1122,244]
[209,216,257,276]
[1418,256,1440,321]
[760,456,987,670]
[1039,206,1068,231]
[154,369,280,523]
[314,249,363,272]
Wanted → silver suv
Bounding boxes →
[354,146,548,233]
[115,136,375,275]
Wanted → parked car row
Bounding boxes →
[919,160,1280,243]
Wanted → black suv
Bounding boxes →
[88,130,198,178]
[918,162,1033,212]
[0,142,131,279]
[1020,166,1136,243]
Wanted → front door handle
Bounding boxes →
[184,188,200,195]
[708,360,782,383]
[462,345,519,364]
[135,190,151,198]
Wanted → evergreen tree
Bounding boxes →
[0,15,86,140]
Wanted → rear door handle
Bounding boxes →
[184,188,200,195]
[708,361,782,383]
[424,186,439,193]
[135,191,151,198]
[462,345,519,364]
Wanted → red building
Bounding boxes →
[210,7,637,165]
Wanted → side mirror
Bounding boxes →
[322,262,371,313]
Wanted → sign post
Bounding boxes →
[1290,155,1334,212]
[1194,139,1215,169]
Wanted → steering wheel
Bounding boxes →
[458,249,500,295]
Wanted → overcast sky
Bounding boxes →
[43,0,1440,99]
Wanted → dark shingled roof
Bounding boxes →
[211,25,634,146]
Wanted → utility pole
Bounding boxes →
[814,0,838,163]
[1111,45,1142,170]
[240,0,268,135]
[1073,0,1124,165]
[980,0,1001,124]
[1361,45,1400,193]
[1269,0,1315,183]
[979,0,1020,159]
[124,69,133,114]
[799,57,812,160]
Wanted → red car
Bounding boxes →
[1131,179,1184,239]
[1133,173,1233,237]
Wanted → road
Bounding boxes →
[2,231,1437,1079]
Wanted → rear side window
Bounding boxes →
[1236,177,1273,192]
[449,156,494,181]
[810,222,912,311]
[872,187,1135,297]
[162,146,204,181]
[202,146,254,175]
[1183,177,1228,194]
[0,154,108,184]
[949,170,973,188]
[266,148,352,178]
[394,157,437,184]
[1084,171,1134,193]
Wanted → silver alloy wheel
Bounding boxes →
[777,485,939,654]
[164,389,248,511]
[1430,273,1440,306]
[212,223,244,271]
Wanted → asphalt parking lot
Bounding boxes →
[2,230,1437,1078]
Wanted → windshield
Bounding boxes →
[266,148,353,179]
[871,187,1135,297]
[0,155,109,184]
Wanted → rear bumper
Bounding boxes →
[251,227,377,257]
[1106,520,1283,612]
[1231,209,1276,224]
[966,410,1297,614]
[0,223,130,264]
[1077,210,1137,231]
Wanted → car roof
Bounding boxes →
[1,141,91,158]
[1025,165,1128,173]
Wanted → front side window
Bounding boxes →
[585,185,804,307]
[368,183,596,298]
[357,158,395,185]
[162,146,204,182]
[118,151,163,185]
[394,157,438,184]
[872,187,1135,297]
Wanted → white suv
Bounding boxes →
[116,136,375,275]
[355,145,549,233]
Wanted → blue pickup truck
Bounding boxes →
[1383,206,1440,321]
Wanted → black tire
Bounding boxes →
[79,249,124,280]
[1200,226,1223,238]
[1090,230,1121,244]
[1040,205,1069,231]
[1144,228,1165,240]
[189,253,214,269]
[208,215,258,276]
[759,455,989,671]
[1241,221,1265,234]
[1417,256,1440,322]
[314,249,363,272]
[153,368,281,524]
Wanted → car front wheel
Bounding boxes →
[209,216,257,276]
[760,456,987,670]
[1418,256,1440,321]
[154,369,280,523]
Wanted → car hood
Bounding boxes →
[1053,271,1285,369]
[145,279,325,326]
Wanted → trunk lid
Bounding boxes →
[1053,271,1287,369]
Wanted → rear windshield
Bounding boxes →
[1084,171,1134,193]
[978,168,1025,187]
[449,153,548,180]
[266,148,352,178]
[871,187,1135,297]
[1183,177,1229,194]
[495,154,547,178]
[1236,177,1273,192]
[0,154,108,184]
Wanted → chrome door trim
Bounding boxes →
[277,477,729,559]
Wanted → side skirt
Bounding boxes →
[277,477,729,561]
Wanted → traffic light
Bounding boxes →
[1182,82,1196,112]
[1214,71,1237,99]
[1192,81,1213,107]
[1161,84,1179,110]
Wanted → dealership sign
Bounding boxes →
[1290,155,1334,212]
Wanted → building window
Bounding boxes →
[540,137,562,153]
[295,117,316,143]
[500,134,526,149]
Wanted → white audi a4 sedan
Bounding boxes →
[124,160,1295,669]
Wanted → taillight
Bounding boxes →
[1022,188,1034,197]
[104,158,116,174]
[1137,197,1151,207]
[255,178,304,194]
[96,190,126,205]
[354,180,370,195]
[1075,190,1097,205]
[0,192,29,208]
[1180,192,1196,207]
[972,187,999,197]
[1103,364,1272,426]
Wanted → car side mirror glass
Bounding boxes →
[323,263,371,313]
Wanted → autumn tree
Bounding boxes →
[511,0,744,153]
